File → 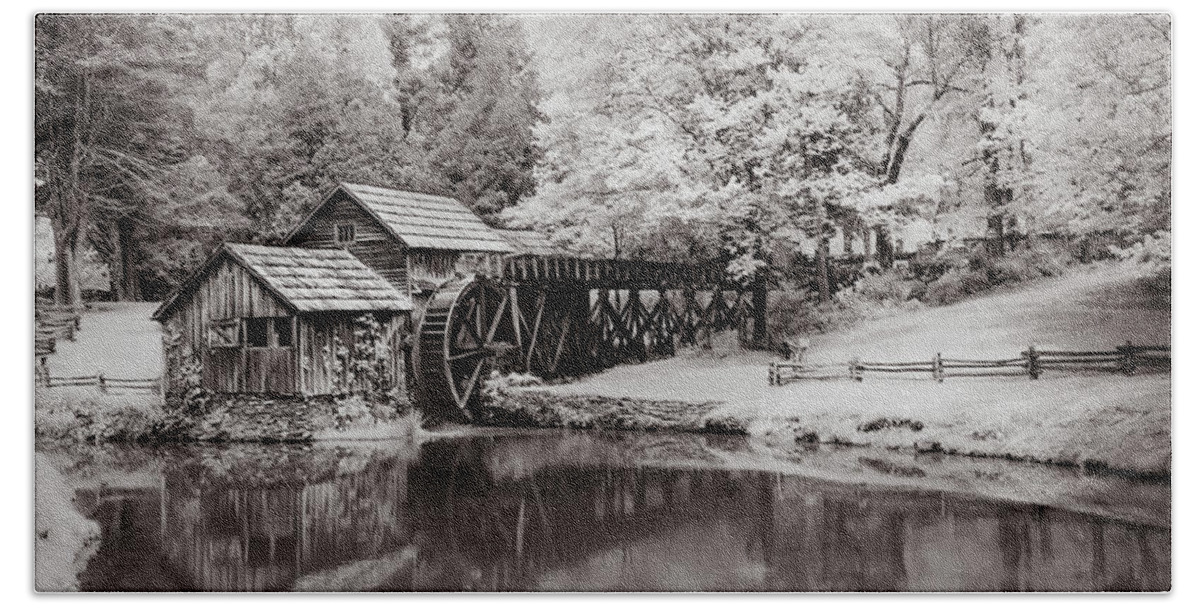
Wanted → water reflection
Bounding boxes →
[70,433,1169,592]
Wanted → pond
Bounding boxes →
[46,430,1169,592]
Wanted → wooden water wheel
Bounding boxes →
[413,276,517,421]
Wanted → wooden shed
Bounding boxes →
[152,243,413,396]
[284,183,515,306]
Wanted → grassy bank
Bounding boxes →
[500,263,1170,478]
[35,453,100,591]
[34,387,423,445]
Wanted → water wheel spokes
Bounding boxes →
[414,276,516,420]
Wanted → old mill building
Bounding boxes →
[152,182,559,397]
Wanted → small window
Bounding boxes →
[335,223,356,245]
[208,319,240,347]
[274,317,293,347]
[245,318,270,347]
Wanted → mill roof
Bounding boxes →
[292,182,516,253]
[153,243,412,320]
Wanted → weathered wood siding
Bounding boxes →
[162,249,411,397]
[245,347,297,394]
[164,256,295,393]
[296,312,409,396]
[287,191,410,294]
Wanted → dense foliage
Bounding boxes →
[36,14,541,302]
[507,14,1170,295]
[35,14,1169,304]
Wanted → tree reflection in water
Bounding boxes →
[72,433,1170,592]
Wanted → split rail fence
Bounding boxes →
[34,305,85,385]
[769,343,1170,386]
[38,373,162,394]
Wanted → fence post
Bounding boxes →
[768,361,777,386]
[934,353,944,383]
[37,356,49,387]
[98,373,106,393]
[1026,346,1040,380]
[1119,340,1136,376]
[850,357,863,382]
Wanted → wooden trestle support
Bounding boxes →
[413,255,767,421]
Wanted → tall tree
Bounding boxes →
[507,15,875,299]
[1020,15,1170,240]
[841,14,983,264]
[193,15,429,239]
[36,15,200,304]
[972,15,1033,256]
[424,15,542,219]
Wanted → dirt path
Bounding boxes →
[47,302,162,379]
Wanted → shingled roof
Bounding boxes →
[153,243,412,320]
[496,228,567,257]
[330,182,515,253]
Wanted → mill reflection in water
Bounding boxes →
[74,432,1169,592]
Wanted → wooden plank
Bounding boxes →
[524,290,547,372]
[549,314,571,374]
[509,287,523,353]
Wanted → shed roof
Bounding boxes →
[495,229,567,257]
[327,182,515,253]
[153,243,412,320]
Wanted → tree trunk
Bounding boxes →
[985,184,1012,258]
[751,274,767,349]
[53,218,83,306]
[862,226,874,260]
[875,225,895,268]
[107,221,127,301]
[120,221,141,300]
[815,234,831,303]
[982,144,1013,258]
[107,218,141,301]
[47,68,92,308]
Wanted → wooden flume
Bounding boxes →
[413,255,768,421]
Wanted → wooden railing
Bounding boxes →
[35,305,85,388]
[769,343,1170,386]
[36,305,82,342]
[503,255,732,290]
[38,373,162,394]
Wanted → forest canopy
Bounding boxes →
[34,13,1170,304]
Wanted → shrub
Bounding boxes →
[332,391,415,429]
[1112,230,1171,273]
[922,244,1071,306]
[983,245,1069,286]
[333,395,373,429]
[767,290,821,341]
[35,388,163,443]
[767,279,930,346]
[854,269,921,304]
[923,267,991,305]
